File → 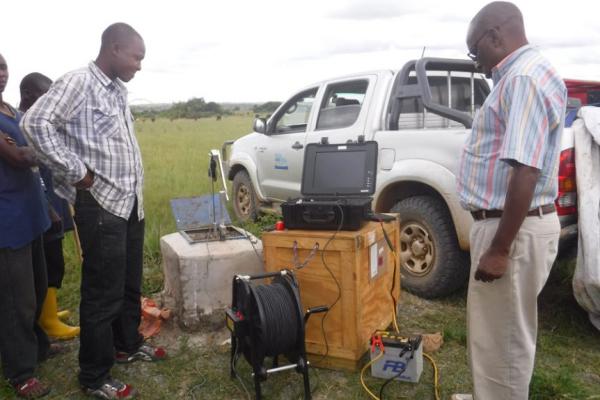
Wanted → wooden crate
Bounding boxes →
[262,217,400,371]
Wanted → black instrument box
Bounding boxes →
[281,141,378,231]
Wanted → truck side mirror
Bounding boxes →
[253,117,267,134]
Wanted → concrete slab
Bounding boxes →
[160,229,264,329]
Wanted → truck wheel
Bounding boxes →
[232,170,258,222]
[391,196,469,298]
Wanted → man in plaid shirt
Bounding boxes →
[22,23,166,399]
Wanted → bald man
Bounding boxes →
[21,23,166,399]
[455,2,567,399]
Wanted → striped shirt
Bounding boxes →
[457,45,567,211]
[20,62,144,220]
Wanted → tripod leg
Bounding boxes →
[254,373,262,400]
[301,357,311,400]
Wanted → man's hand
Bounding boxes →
[474,163,540,283]
[475,245,509,282]
[0,132,38,168]
[74,169,94,189]
[2,133,15,145]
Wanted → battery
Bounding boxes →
[370,332,423,383]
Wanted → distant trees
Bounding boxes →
[131,99,282,120]
[164,98,225,119]
[253,101,281,114]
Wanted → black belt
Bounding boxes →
[471,204,556,221]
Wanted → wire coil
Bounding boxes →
[253,279,300,356]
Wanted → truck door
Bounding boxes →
[306,75,377,146]
[255,87,319,201]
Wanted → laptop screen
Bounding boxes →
[301,141,377,196]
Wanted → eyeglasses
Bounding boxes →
[467,16,516,61]
[467,29,492,61]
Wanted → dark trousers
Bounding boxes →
[43,238,65,288]
[74,191,144,389]
[0,237,50,384]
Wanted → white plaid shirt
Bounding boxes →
[21,62,144,220]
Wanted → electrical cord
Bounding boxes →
[253,279,300,355]
[188,375,207,400]
[245,229,266,269]
[292,240,319,270]
[231,339,252,400]
[424,352,441,400]
[360,349,385,400]
[377,219,400,334]
[373,217,441,399]
[378,347,413,400]
[314,203,344,365]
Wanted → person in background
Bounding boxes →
[0,53,52,398]
[453,2,567,399]
[19,72,80,340]
[21,23,166,400]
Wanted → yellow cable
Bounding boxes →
[379,221,400,334]
[360,350,384,400]
[423,352,441,400]
[375,221,443,400]
[390,255,400,334]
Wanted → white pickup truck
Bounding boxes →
[223,58,580,298]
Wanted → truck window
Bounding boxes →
[396,75,487,129]
[316,80,368,130]
[273,88,318,134]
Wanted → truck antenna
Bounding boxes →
[421,46,426,58]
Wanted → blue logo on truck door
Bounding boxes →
[274,153,289,170]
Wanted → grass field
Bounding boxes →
[1,116,599,399]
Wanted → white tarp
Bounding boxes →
[572,106,600,330]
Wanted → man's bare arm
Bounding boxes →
[0,132,37,168]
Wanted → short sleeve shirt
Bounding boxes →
[457,45,567,211]
[0,106,50,249]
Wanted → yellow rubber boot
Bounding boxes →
[39,287,80,339]
[57,310,71,320]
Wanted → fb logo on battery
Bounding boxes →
[383,360,406,373]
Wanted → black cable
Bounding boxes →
[315,203,344,364]
[292,240,319,270]
[378,219,396,252]
[378,346,416,400]
[253,280,299,356]
[188,376,207,400]
[240,225,266,269]
[231,338,252,400]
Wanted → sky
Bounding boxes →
[2,0,599,105]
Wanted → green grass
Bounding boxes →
[2,116,600,399]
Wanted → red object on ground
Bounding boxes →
[139,297,171,339]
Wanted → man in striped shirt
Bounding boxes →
[454,2,567,400]
[21,23,165,399]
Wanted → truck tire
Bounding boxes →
[232,170,258,222]
[391,196,469,298]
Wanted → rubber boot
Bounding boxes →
[57,310,71,320]
[39,287,80,339]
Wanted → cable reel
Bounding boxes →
[226,270,328,400]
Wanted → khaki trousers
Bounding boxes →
[467,213,560,400]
